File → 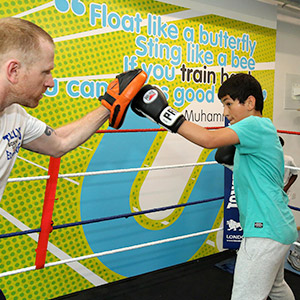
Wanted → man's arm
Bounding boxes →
[284,174,298,193]
[23,106,109,157]
[23,68,147,157]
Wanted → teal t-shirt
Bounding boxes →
[230,116,298,244]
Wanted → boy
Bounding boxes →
[131,73,298,299]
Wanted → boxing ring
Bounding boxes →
[1,127,300,296]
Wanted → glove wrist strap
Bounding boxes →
[159,106,185,133]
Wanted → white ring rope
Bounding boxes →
[57,161,218,179]
[285,166,300,171]
[0,227,223,278]
[3,160,300,278]
[0,228,298,278]
[7,162,300,183]
[7,175,50,183]
[7,161,218,182]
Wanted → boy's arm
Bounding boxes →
[177,121,239,149]
[131,84,239,149]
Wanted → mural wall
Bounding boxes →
[0,1,275,299]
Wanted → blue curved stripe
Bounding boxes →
[81,109,224,277]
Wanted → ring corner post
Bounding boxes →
[35,156,61,270]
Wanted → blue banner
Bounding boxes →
[223,120,243,249]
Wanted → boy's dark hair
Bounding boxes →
[218,73,264,113]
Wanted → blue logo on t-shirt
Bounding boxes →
[2,127,22,160]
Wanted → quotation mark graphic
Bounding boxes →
[54,0,86,16]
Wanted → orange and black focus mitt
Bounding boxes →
[99,68,148,129]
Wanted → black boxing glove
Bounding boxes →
[215,145,236,170]
[131,85,186,133]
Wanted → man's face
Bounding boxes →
[221,95,250,124]
[16,38,55,108]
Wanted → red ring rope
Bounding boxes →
[277,130,300,135]
[96,127,223,133]
[96,128,300,135]
[34,126,300,270]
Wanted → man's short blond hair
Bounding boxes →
[0,17,54,65]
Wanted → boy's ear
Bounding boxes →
[246,95,256,111]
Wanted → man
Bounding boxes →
[0,17,147,200]
[279,137,300,272]
[0,17,147,299]
[131,73,298,299]
[279,137,298,198]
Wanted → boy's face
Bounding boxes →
[221,95,251,124]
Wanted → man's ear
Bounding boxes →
[6,59,21,84]
[246,95,256,111]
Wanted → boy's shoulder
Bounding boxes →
[231,116,272,128]
[230,116,276,143]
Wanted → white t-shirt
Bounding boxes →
[0,104,46,200]
[284,154,298,200]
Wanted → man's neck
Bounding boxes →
[0,89,14,112]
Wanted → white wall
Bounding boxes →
[274,7,300,227]
[159,0,277,28]
[160,0,300,227]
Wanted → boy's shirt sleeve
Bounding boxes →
[229,116,260,154]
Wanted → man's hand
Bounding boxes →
[99,69,148,129]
